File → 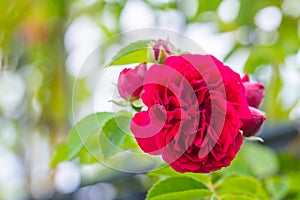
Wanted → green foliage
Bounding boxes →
[278,154,300,173]
[264,175,290,200]
[220,195,257,200]
[109,40,154,66]
[147,168,268,199]
[239,143,279,177]
[51,111,135,167]
[216,175,268,199]
[51,112,113,167]
[146,176,211,200]
[146,143,300,200]
[219,143,279,178]
[99,113,131,159]
[149,166,212,186]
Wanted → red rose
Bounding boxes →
[117,62,147,101]
[130,54,252,173]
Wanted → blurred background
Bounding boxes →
[0,0,299,199]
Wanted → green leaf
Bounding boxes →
[240,143,279,178]
[184,173,212,187]
[51,111,133,167]
[51,143,68,166]
[221,194,257,200]
[148,166,211,186]
[264,175,289,200]
[51,112,113,167]
[219,150,252,176]
[219,143,278,178]
[78,129,105,164]
[216,175,268,199]
[263,65,289,120]
[287,172,300,194]
[99,113,132,159]
[151,189,212,200]
[148,165,182,177]
[278,154,300,173]
[109,40,153,66]
[120,131,140,150]
[67,112,115,158]
[147,176,211,200]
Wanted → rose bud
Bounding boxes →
[241,107,266,137]
[148,39,174,63]
[117,62,147,101]
[243,82,265,108]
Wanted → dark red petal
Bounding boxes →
[130,110,165,155]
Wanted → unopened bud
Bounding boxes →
[117,62,147,101]
[241,107,266,137]
[148,39,175,63]
[243,82,265,108]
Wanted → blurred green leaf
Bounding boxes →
[263,65,291,120]
[216,175,268,199]
[109,40,154,66]
[51,143,68,166]
[294,193,300,200]
[146,176,211,200]
[78,129,105,164]
[244,46,284,73]
[264,175,290,200]
[73,78,91,102]
[220,143,278,178]
[51,112,113,167]
[52,110,135,166]
[241,143,279,178]
[120,131,140,150]
[278,154,300,173]
[219,149,252,176]
[277,17,300,55]
[287,172,300,194]
[220,194,257,200]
